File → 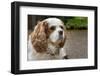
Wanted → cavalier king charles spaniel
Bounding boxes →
[28,18,68,60]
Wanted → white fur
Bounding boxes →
[28,18,67,60]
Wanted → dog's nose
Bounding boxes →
[59,31,63,35]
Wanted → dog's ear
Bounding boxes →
[30,21,49,53]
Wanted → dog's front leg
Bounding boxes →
[59,48,68,59]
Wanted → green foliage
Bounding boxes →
[59,17,88,30]
[34,15,88,30]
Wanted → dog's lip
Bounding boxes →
[58,36,63,40]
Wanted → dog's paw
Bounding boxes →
[63,55,69,59]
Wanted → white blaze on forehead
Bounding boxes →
[44,18,63,27]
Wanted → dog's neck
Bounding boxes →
[47,43,60,55]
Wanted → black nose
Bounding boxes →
[59,31,63,35]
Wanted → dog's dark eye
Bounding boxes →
[50,26,55,30]
[60,26,64,29]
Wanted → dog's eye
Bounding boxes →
[60,26,64,29]
[50,26,55,30]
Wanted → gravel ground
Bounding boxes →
[64,30,88,59]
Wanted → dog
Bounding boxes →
[28,18,68,60]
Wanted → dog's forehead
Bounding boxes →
[45,18,63,27]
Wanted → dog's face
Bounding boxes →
[45,18,66,47]
[31,18,66,53]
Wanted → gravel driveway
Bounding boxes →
[64,30,88,59]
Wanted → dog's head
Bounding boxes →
[30,18,66,53]
[45,18,66,48]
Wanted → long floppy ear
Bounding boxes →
[30,21,49,53]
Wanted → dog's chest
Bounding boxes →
[32,46,60,60]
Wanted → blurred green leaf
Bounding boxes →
[59,17,88,30]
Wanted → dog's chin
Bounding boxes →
[50,38,64,48]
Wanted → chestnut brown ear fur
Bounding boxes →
[30,21,49,53]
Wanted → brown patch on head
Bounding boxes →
[30,21,49,53]
[48,26,55,36]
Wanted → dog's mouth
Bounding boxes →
[48,34,65,48]
[56,35,65,47]
[49,39,65,48]
[58,35,63,40]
